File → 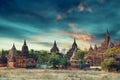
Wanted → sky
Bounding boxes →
[0,0,120,52]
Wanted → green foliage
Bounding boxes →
[101,58,115,71]
[60,54,70,68]
[37,50,49,64]
[48,52,70,69]
[17,50,21,54]
[0,50,9,56]
[29,49,34,54]
[48,52,61,68]
[106,46,120,55]
[76,50,87,63]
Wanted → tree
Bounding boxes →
[37,50,49,65]
[101,58,116,72]
[1,50,9,56]
[76,50,87,63]
[29,49,34,54]
[48,52,61,69]
[60,54,70,69]
[105,46,120,56]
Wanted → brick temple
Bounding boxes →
[1,40,37,68]
[84,30,114,66]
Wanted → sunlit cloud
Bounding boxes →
[54,30,94,42]
[73,33,93,41]
[86,7,93,13]
[0,0,119,51]
[56,14,63,20]
[78,3,84,11]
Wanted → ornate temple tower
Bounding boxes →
[88,45,94,54]
[8,44,17,67]
[15,40,37,68]
[67,38,78,59]
[70,48,80,69]
[94,44,97,50]
[85,29,115,66]
[8,44,17,62]
[72,38,78,49]
[50,40,59,53]
[21,40,29,56]
[102,29,111,48]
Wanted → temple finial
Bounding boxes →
[13,43,15,48]
[74,37,76,42]
[24,39,26,45]
[54,40,57,46]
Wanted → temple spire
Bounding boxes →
[106,28,109,36]
[24,39,27,45]
[54,40,57,47]
[104,29,110,47]
[22,40,29,55]
[89,44,93,50]
[74,37,76,43]
[12,43,15,48]
[94,44,97,51]
[1,49,5,57]
[72,38,78,49]
[50,40,59,53]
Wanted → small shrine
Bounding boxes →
[70,48,80,69]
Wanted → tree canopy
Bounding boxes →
[76,50,87,63]
[105,46,120,55]
[37,50,49,65]
[101,58,116,72]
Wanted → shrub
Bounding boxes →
[101,58,116,72]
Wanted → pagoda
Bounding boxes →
[67,38,78,59]
[70,48,80,69]
[8,44,17,67]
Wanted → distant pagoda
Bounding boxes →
[21,40,29,56]
[70,48,80,69]
[67,38,78,59]
[8,44,17,67]
[85,29,114,66]
[15,40,37,68]
[50,40,59,53]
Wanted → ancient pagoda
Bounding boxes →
[8,44,17,67]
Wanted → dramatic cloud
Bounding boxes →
[78,3,84,11]
[73,33,93,41]
[0,0,120,50]
[56,14,63,20]
[55,30,94,42]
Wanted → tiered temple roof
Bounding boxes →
[8,44,17,62]
[50,40,59,53]
[85,30,114,66]
[67,38,78,59]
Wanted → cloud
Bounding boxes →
[77,3,93,13]
[69,23,76,29]
[55,30,94,41]
[73,33,93,41]
[86,7,93,12]
[0,25,27,39]
[78,3,84,11]
[32,42,52,47]
[68,23,83,33]
[56,14,63,20]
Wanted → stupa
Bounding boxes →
[70,48,80,69]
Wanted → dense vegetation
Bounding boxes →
[102,46,120,72]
